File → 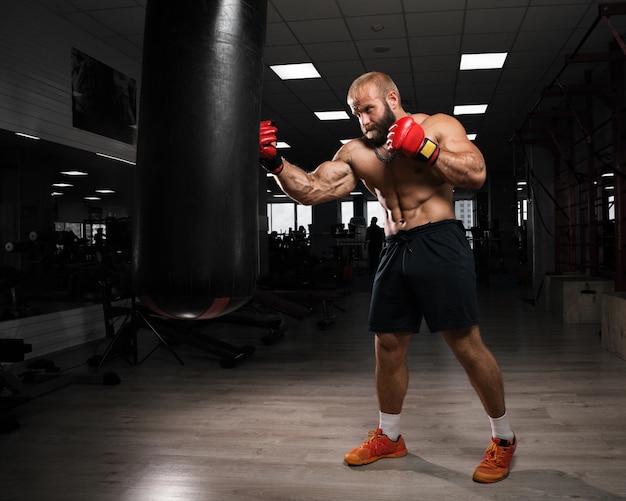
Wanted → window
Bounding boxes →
[517,199,528,227]
[366,201,385,224]
[268,203,294,234]
[608,195,615,221]
[341,201,354,226]
[267,202,312,233]
[297,204,312,232]
[454,199,474,229]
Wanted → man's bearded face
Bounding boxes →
[362,101,396,147]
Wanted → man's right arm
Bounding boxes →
[274,158,357,206]
[260,121,358,206]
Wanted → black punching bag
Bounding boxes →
[132,0,266,319]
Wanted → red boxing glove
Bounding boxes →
[259,120,283,174]
[386,116,440,165]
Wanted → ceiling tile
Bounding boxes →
[405,10,465,37]
[412,70,458,86]
[288,19,352,44]
[318,61,368,79]
[338,0,402,16]
[467,0,528,7]
[506,48,561,68]
[266,22,299,46]
[464,7,527,34]
[411,54,460,73]
[520,4,593,31]
[264,45,310,65]
[304,41,361,62]
[269,0,341,21]
[514,29,575,53]
[408,34,462,56]
[345,14,407,39]
[403,0,466,12]
[415,84,456,98]
[461,32,516,53]
[355,38,409,60]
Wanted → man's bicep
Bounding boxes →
[311,159,358,199]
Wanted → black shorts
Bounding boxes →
[368,220,479,333]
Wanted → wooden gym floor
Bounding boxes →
[1,272,625,500]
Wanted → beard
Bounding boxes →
[362,103,397,147]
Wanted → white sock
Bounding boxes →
[379,411,401,441]
[489,411,514,442]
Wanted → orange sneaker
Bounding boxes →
[344,428,408,466]
[472,436,517,483]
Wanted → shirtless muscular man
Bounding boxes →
[259,72,516,483]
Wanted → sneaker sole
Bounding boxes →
[344,449,408,466]
[472,470,510,483]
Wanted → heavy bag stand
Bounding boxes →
[98,280,184,369]
[99,280,254,369]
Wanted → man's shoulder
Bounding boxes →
[336,137,374,163]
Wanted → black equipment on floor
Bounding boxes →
[1,338,120,433]
[99,279,256,369]
[98,279,184,369]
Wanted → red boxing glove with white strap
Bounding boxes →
[259,120,284,174]
[386,116,440,165]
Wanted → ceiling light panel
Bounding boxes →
[454,104,488,115]
[314,111,350,120]
[270,62,321,80]
[61,170,88,176]
[460,52,508,70]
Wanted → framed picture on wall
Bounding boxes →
[71,47,137,145]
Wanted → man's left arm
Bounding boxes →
[429,114,486,190]
[387,114,486,190]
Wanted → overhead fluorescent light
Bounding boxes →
[84,196,101,201]
[15,132,40,140]
[270,63,321,80]
[61,170,88,176]
[460,52,508,70]
[52,183,73,188]
[454,104,488,115]
[467,133,477,141]
[601,172,614,177]
[315,111,350,121]
[96,152,136,165]
[51,192,64,196]
[95,189,115,194]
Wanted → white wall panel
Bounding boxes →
[0,305,107,358]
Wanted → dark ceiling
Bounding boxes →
[10,0,626,205]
